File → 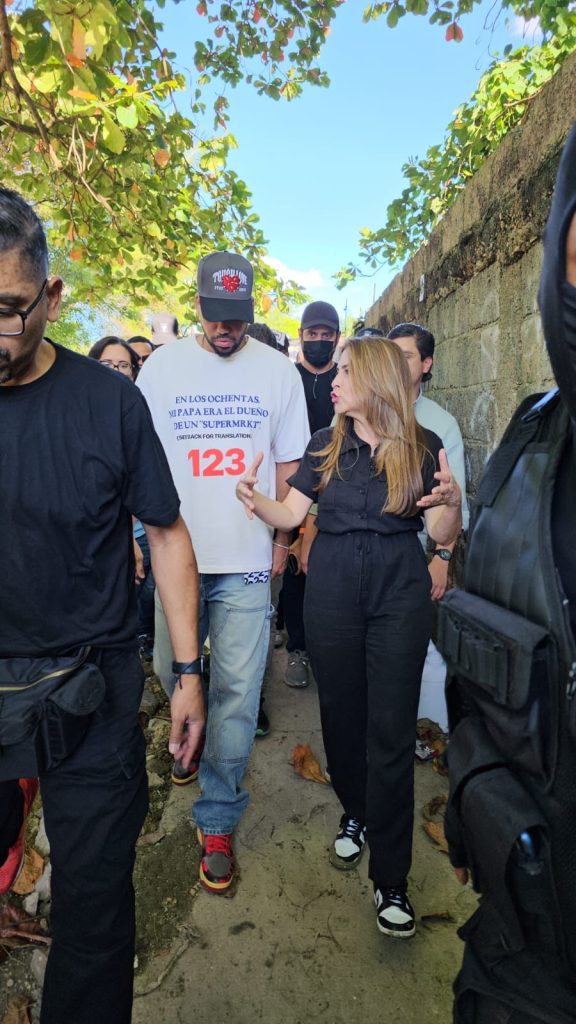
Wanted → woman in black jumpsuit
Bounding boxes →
[237,337,461,937]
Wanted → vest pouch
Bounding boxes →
[0,649,105,772]
[438,590,553,779]
[459,766,564,964]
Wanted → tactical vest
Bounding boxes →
[437,389,576,1023]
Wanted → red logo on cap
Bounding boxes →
[222,274,240,293]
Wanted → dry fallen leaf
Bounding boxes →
[0,901,51,947]
[290,744,328,785]
[432,754,449,777]
[13,849,44,896]
[423,794,448,821]
[137,829,166,848]
[423,820,449,854]
[0,995,31,1024]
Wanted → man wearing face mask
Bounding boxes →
[439,125,576,1022]
[281,302,340,688]
[138,251,310,893]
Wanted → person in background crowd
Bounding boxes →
[138,251,309,895]
[236,336,461,940]
[128,335,155,374]
[247,321,280,350]
[0,187,204,1024]
[151,311,178,345]
[356,325,385,338]
[282,301,340,689]
[386,322,469,595]
[87,335,139,380]
[272,328,290,355]
[386,322,469,732]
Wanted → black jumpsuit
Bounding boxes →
[288,425,442,889]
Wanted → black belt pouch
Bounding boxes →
[0,648,106,773]
[437,588,554,779]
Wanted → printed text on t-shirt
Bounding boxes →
[187,448,246,477]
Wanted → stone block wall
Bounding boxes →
[366,52,576,497]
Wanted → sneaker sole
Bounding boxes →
[198,866,234,894]
[328,845,364,871]
[171,766,199,785]
[376,919,416,939]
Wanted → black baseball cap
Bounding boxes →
[197,251,254,323]
[355,326,385,338]
[301,301,339,332]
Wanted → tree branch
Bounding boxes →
[0,0,50,146]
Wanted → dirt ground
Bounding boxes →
[131,643,477,1024]
[0,641,478,1024]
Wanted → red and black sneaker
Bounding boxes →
[0,778,40,895]
[171,733,205,786]
[196,829,234,894]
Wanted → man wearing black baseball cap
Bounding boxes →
[138,251,310,895]
[279,301,341,689]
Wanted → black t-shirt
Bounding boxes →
[0,342,180,656]
[552,282,576,638]
[287,425,443,536]
[296,363,338,435]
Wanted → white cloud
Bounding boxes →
[265,255,325,290]
[509,15,543,39]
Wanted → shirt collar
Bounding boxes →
[340,423,370,452]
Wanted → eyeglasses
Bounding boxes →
[137,354,150,365]
[0,279,48,337]
[99,359,133,375]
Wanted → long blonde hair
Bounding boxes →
[315,337,429,516]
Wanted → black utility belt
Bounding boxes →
[0,647,105,773]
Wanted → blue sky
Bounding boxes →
[157,1,533,325]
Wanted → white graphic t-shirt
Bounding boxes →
[137,337,310,573]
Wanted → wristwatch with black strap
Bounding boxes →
[433,548,452,562]
[172,657,204,676]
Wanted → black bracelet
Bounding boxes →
[172,657,204,677]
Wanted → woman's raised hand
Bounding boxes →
[416,448,461,508]
[236,452,264,519]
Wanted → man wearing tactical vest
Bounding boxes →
[438,126,576,1022]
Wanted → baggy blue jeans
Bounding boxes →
[154,572,271,834]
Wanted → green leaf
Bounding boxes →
[102,115,126,154]
[386,6,400,28]
[24,33,51,66]
[32,67,64,94]
[117,103,139,129]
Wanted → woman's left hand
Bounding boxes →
[416,449,461,509]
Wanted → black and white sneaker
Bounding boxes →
[329,815,366,870]
[374,886,416,939]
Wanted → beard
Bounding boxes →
[0,347,14,384]
[204,327,247,359]
[0,343,38,384]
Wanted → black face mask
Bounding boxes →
[302,340,336,368]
